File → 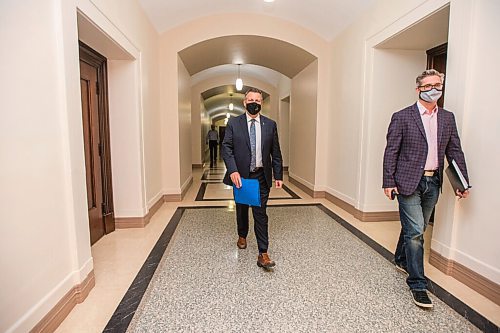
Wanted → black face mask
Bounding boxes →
[246,102,261,115]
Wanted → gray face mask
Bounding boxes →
[419,88,442,103]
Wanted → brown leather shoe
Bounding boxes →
[237,237,247,249]
[257,253,275,269]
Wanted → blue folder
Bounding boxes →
[233,178,261,207]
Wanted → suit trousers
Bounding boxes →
[209,140,218,164]
[235,168,270,253]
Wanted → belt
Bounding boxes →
[423,170,437,177]
[250,167,263,173]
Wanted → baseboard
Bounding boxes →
[288,176,315,197]
[192,164,203,169]
[430,250,500,306]
[30,270,95,333]
[289,176,399,222]
[115,195,165,228]
[180,176,193,200]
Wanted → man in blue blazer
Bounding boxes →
[383,69,470,308]
[222,88,283,269]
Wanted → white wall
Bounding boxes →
[177,56,192,190]
[0,0,161,331]
[327,0,500,283]
[359,49,426,212]
[432,0,500,283]
[0,1,90,331]
[279,99,290,167]
[108,60,147,216]
[289,60,318,187]
[88,0,162,209]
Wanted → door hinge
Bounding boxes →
[96,81,100,95]
[101,202,107,215]
[98,143,103,157]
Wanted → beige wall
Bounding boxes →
[289,60,318,187]
[0,0,161,331]
[177,56,192,190]
[0,2,89,331]
[327,0,499,283]
[432,0,500,283]
[359,49,426,211]
[88,0,162,210]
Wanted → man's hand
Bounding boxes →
[384,187,398,200]
[275,180,283,189]
[230,172,242,188]
[456,189,470,199]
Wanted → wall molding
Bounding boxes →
[115,195,165,228]
[289,176,399,222]
[430,250,500,306]
[116,177,194,228]
[163,194,182,202]
[30,270,95,333]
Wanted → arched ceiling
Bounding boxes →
[138,0,376,41]
[202,85,270,119]
[179,35,316,78]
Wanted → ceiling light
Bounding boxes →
[236,64,243,91]
[229,103,234,111]
[264,0,274,2]
[226,113,230,118]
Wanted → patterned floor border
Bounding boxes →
[103,204,498,333]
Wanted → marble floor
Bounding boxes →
[56,162,500,332]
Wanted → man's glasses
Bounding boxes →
[418,83,443,91]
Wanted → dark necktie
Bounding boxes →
[250,119,256,172]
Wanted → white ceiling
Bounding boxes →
[138,0,376,41]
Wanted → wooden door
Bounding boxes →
[427,43,447,108]
[79,42,115,245]
[80,61,105,244]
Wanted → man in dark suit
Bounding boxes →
[222,88,283,269]
[383,69,470,308]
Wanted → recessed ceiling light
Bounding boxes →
[264,0,275,3]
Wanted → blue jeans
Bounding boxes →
[395,174,440,290]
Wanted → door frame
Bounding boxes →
[79,41,115,235]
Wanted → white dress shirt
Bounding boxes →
[246,113,263,168]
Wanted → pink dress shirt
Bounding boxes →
[417,101,438,171]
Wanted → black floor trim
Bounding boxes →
[315,205,498,333]
[195,183,300,201]
[104,203,498,333]
[103,208,186,332]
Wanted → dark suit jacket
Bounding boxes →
[383,103,469,196]
[222,113,283,188]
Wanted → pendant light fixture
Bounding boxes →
[235,64,243,91]
[229,93,234,111]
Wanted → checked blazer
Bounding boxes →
[383,103,469,196]
[222,113,283,188]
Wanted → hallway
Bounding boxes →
[3,1,500,332]
[56,167,499,332]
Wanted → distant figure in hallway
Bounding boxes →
[382,69,470,309]
[222,88,283,269]
[206,125,219,168]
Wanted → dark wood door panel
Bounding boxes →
[80,60,105,245]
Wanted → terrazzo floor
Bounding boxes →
[126,206,480,333]
[56,164,500,332]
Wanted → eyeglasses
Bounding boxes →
[418,83,443,91]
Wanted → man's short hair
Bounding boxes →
[245,88,264,98]
[416,69,445,87]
